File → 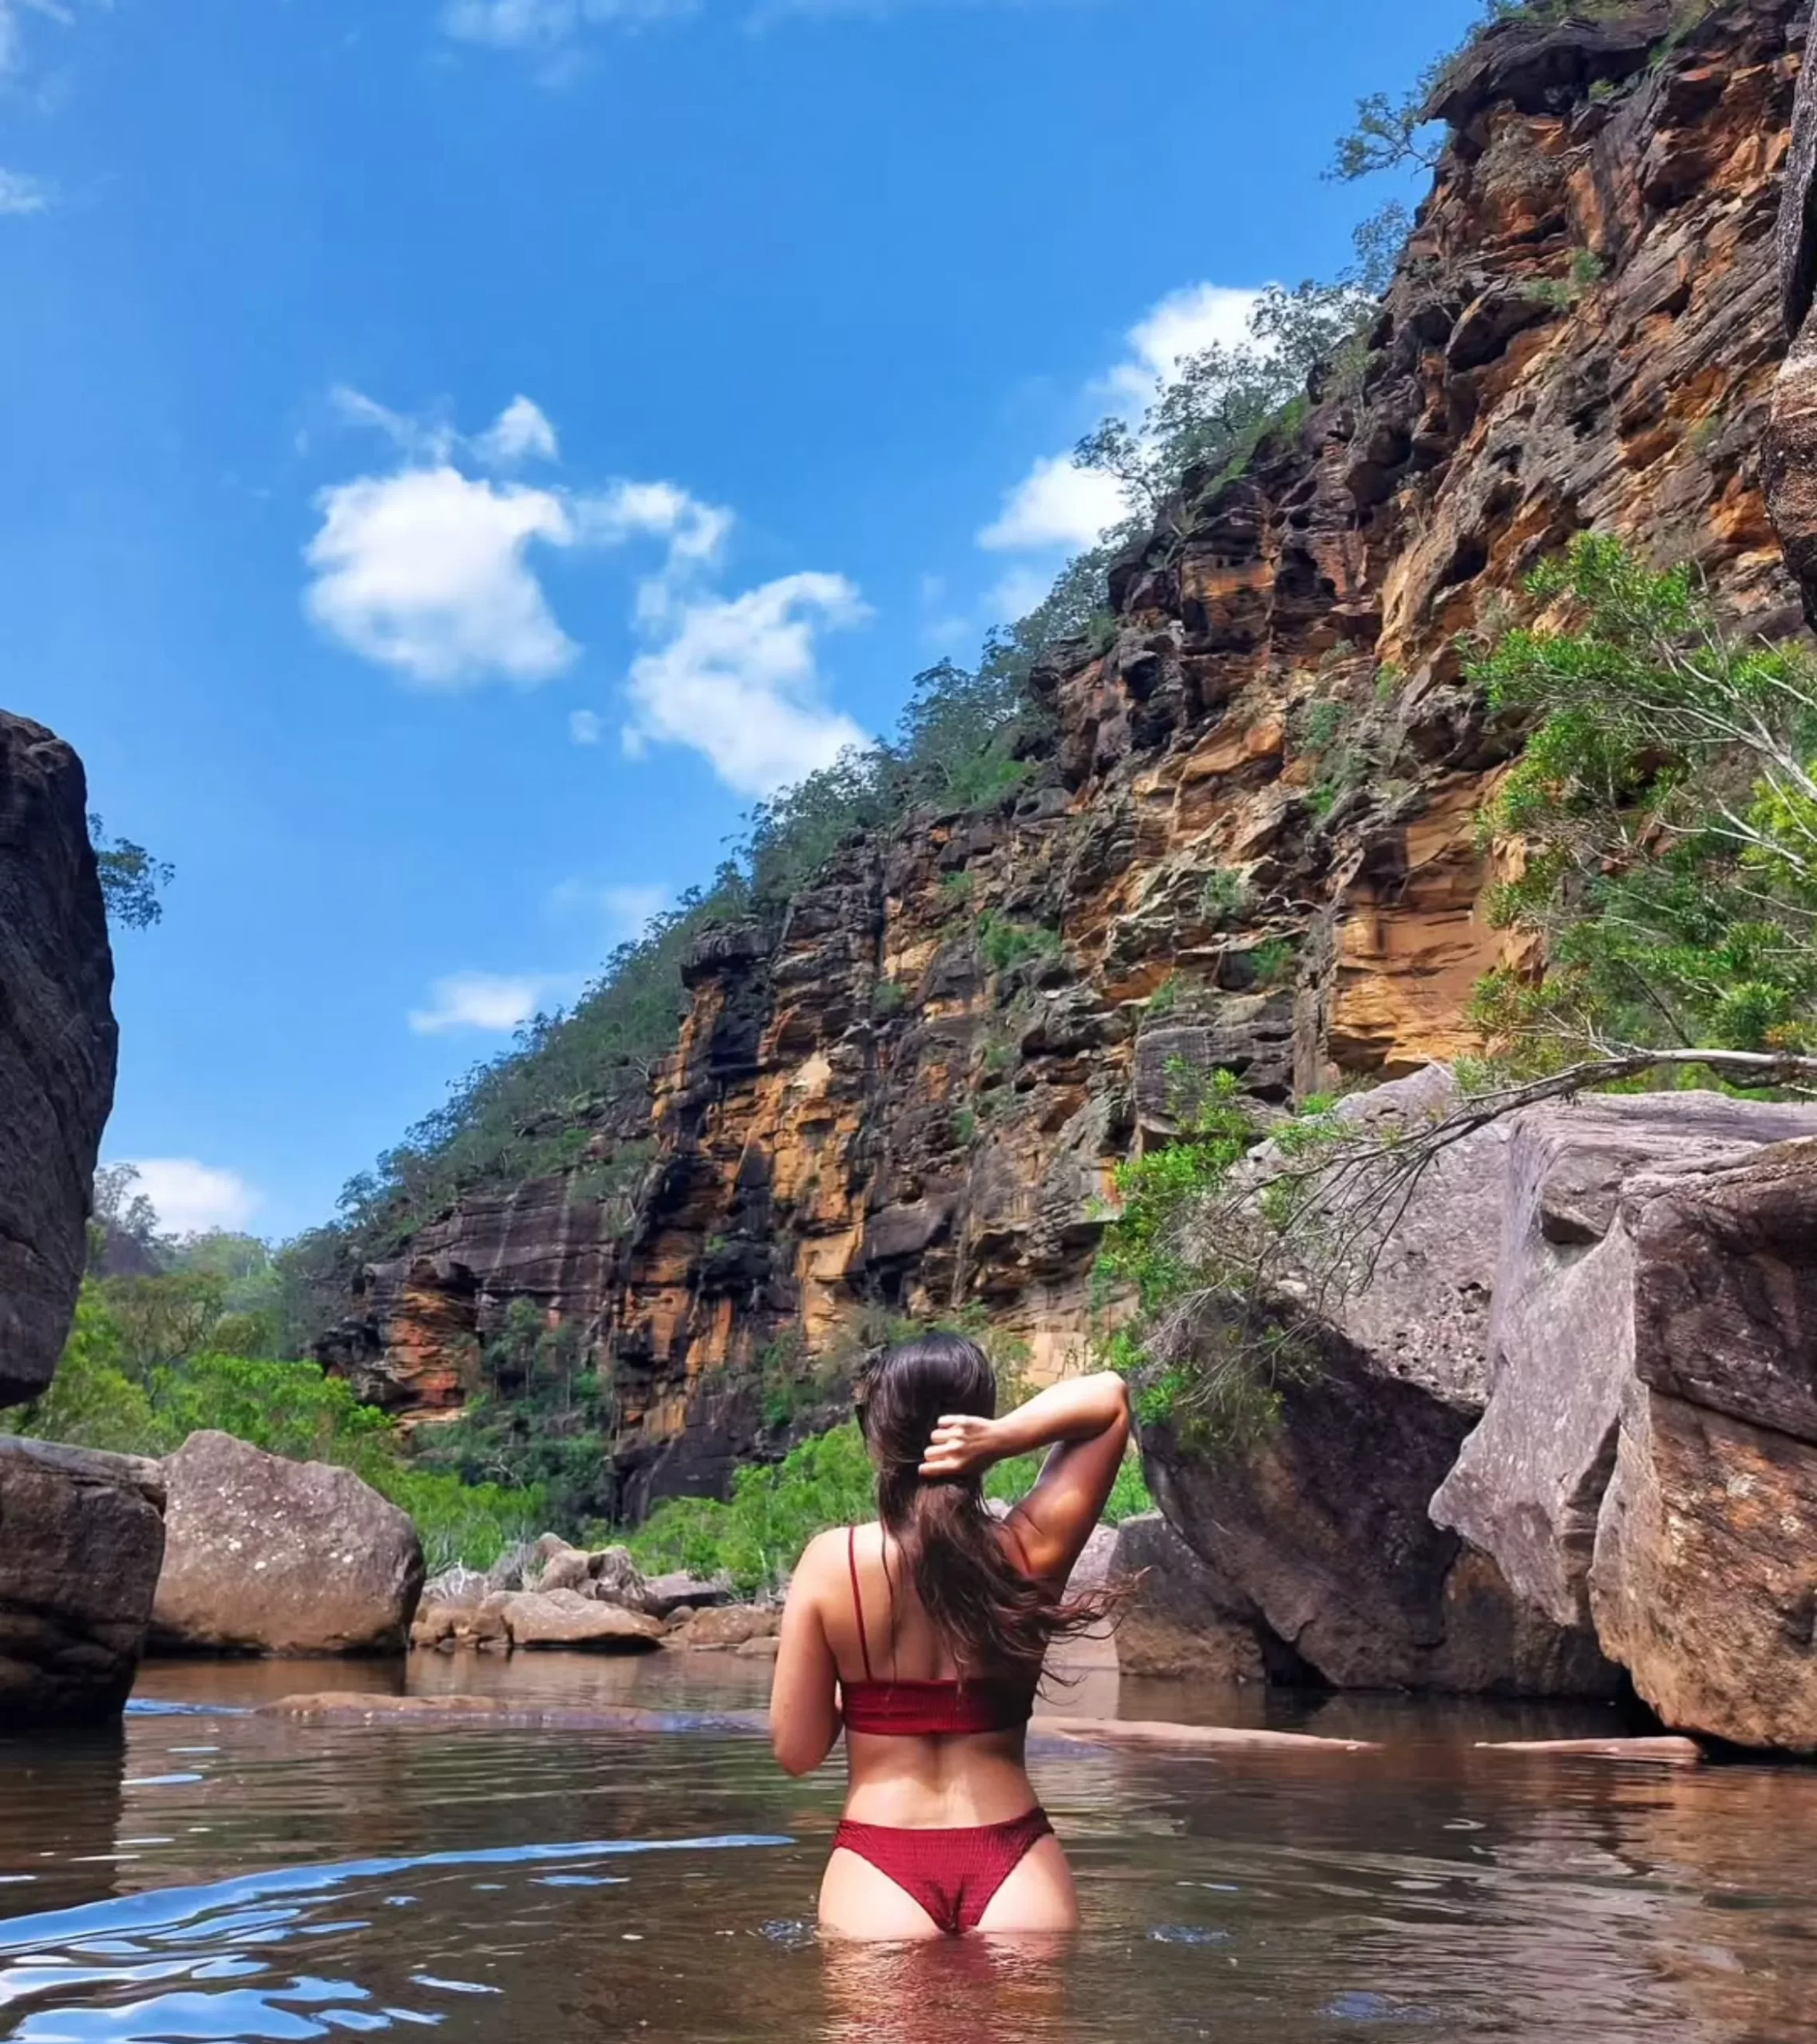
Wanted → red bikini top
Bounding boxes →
[839,1526,1035,1738]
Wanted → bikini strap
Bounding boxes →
[847,1526,874,1682]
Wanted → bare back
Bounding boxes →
[829,1520,1039,1828]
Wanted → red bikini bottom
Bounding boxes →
[830,1807,1054,1935]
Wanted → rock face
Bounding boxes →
[1428,1118,1817,1751]
[1431,1097,1817,1630]
[0,715,118,1407]
[1767,1,1817,615]
[150,1432,425,1656]
[323,1,1812,1524]
[0,1437,165,1725]
[1103,1512,1288,1683]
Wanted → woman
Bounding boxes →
[769,1332,1131,1939]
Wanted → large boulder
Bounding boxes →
[1103,1512,1286,1683]
[150,1432,425,1656]
[0,1436,165,1724]
[1143,1335,1616,1696]
[1590,1381,1817,1753]
[0,715,117,1407]
[1142,1066,1615,1695]
[1431,1099,1817,1630]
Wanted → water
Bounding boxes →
[4,1654,1816,2042]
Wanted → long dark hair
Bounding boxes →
[855,1331,1110,1684]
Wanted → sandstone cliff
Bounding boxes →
[327,0,1811,1517]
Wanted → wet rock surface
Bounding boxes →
[150,1432,425,1657]
[0,1436,165,1725]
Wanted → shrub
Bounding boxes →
[977,913,1062,973]
[1198,867,1253,928]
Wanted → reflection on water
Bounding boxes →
[2,1655,1816,2042]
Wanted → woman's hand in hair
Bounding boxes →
[919,1413,1000,1480]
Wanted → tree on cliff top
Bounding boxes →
[89,814,173,931]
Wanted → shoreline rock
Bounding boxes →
[150,1432,424,1658]
[0,1436,166,1725]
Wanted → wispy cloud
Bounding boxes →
[966,279,1268,626]
[549,877,671,939]
[111,1158,262,1237]
[441,0,697,53]
[0,167,52,215]
[568,707,604,744]
[407,970,569,1035]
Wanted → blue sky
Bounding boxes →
[1,0,1479,1242]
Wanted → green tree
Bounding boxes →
[1469,535,1817,1067]
[88,814,173,931]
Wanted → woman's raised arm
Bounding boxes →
[919,1370,1131,1583]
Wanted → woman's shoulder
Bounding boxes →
[795,1522,876,1575]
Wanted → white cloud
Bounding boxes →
[408,971,562,1035]
[623,572,870,796]
[575,478,730,569]
[305,465,580,686]
[473,394,559,467]
[442,0,695,49]
[982,565,1055,627]
[1103,283,1265,409]
[311,387,865,800]
[964,279,1270,633]
[113,1159,261,1237]
[978,453,1126,553]
[0,168,52,215]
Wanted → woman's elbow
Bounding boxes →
[771,1733,829,1778]
[1099,1371,1132,1431]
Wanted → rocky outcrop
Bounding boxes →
[324,1,1812,1527]
[1143,1322,1619,1698]
[0,1436,165,1725]
[1430,1119,1817,1750]
[150,1432,424,1656]
[1146,1071,1817,1740]
[483,1588,665,1650]
[0,715,117,1407]
[1431,1097,1817,1630]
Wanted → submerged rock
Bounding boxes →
[0,1436,165,1724]
[150,1432,425,1657]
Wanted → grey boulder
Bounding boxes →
[151,1432,424,1656]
